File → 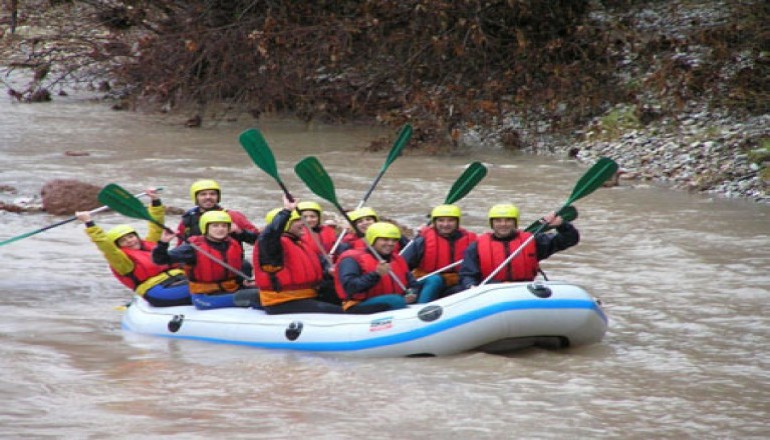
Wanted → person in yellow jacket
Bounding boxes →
[76,187,192,307]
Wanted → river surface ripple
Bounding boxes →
[1,96,768,439]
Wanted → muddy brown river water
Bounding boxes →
[1,94,768,439]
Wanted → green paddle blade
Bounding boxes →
[295,156,362,236]
[524,205,578,233]
[239,128,281,182]
[445,161,488,204]
[383,123,412,170]
[294,157,339,206]
[97,184,155,224]
[563,157,618,208]
[359,123,413,206]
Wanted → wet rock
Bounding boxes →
[500,129,523,151]
[64,150,90,157]
[40,179,102,215]
[602,170,625,187]
[185,114,202,127]
[0,196,44,213]
[0,184,18,194]
[8,88,23,101]
[0,202,25,214]
[26,87,51,103]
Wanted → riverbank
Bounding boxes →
[468,104,770,204]
[469,0,769,204]
[1,0,768,204]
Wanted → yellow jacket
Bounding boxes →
[85,204,184,295]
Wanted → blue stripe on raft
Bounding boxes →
[123,298,606,353]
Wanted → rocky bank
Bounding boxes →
[471,0,769,203]
[1,0,768,206]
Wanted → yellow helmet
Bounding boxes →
[264,208,282,226]
[488,204,519,226]
[189,179,221,204]
[297,201,322,215]
[199,210,231,234]
[106,224,137,245]
[265,207,301,231]
[365,221,401,246]
[349,207,379,223]
[431,204,461,222]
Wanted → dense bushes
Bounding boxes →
[100,0,621,149]
[1,0,767,150]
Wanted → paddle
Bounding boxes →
[328,123,412,256]
[238,127,333,265]
[294,156,409,292]
[399,161,488,255]
[444,161,488,205]
[360,123,412,206]
[416,260,464,282]
[524,205,578,233]
[0,189,154,247]
[97,183,253,280]
[480,157,618,286]
[238,128,292,197]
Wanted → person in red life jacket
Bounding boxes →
[253,196,343,315]
[297,201,338,257]
[153,211,260,310]
[334,222,421,314]
[296,200,342,305]
[336,206,378,253]
[458,204,579,290]
[76,187,191,307]
[177,179,259,281]
[176,179,259,244]
[336,207,409,256]
[401,204,477,302]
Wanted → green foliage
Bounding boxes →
[761,168,770,183]
[587,105,642,141]
[747,140,770,164]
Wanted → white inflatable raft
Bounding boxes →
[121,281,608,357]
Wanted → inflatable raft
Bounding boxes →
[121,281,608,357]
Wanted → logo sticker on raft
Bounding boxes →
[369,317,393,332]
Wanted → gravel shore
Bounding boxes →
[477,0,770,204]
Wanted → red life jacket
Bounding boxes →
[476,232,539,282]
[178,207,259,239]
[418,227,477,273]
[111,241,175,290]
[227,209,259,234]
[300,225,337,255]
[334,249,409,301]
[341,232,359,247]
[186,235,243,283]
[253,235,324,305]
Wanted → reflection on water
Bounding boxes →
[1,95,769,439]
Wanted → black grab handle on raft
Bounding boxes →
[527,282,552,298]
